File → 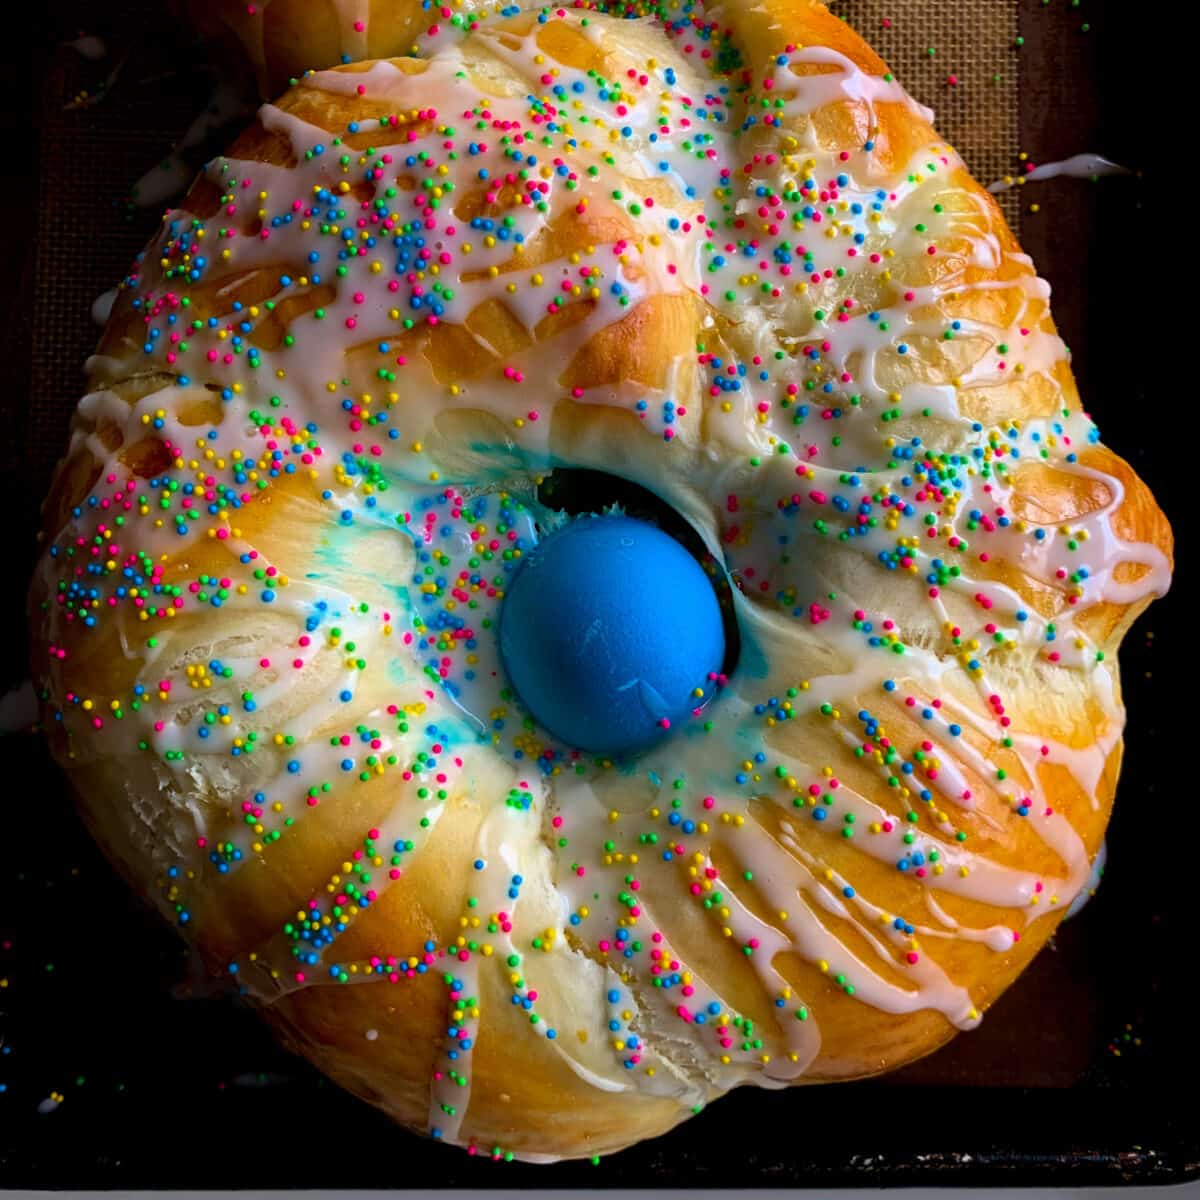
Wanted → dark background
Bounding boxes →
[0,0,1193,1188]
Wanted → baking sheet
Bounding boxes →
[1,0,1191,1186]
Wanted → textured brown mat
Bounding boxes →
[834,0,1020,219]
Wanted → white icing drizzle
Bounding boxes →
[65,35,107,61]
[91,288,118,327]
[776,43,935,130]
[1065,838,1106,919]
[426,805,514,1143]
[987,153,1130,194]
[132,73,255,209]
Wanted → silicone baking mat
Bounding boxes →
[2,0,1192,1187]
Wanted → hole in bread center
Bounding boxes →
[493,470,740,757]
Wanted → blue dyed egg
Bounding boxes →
[498,514,725,755]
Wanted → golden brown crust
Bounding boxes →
[177,0,496,95]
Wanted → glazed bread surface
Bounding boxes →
[31,0,1172,1162]
[175,0,512,95]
